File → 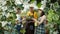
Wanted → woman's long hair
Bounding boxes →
[38,9,45,17]
[40,11,45,17]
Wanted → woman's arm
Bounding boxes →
[38,15,46,25]
[33,15,46,25]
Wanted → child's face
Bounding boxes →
[17,10,21,12]
[17,10,21,13]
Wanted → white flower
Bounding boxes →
[6,13,10,18]
[1,21,8,27]
[15,0,22,5]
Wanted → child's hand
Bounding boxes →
[22,17,26,21]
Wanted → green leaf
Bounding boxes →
[29,0,35,3]
[17,4,24,10]
[5,1,11,6]
[1,15,6,21]
[52,14,59,21]
[37,2,42,8]
[20,29,26,33]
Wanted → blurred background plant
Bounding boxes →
[0,0,60,34]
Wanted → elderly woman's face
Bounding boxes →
[30,7,34,12]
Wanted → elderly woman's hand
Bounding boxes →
[32,18,37,21]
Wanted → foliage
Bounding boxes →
[20,29,26,34]
[36,2,42,8]
[0,0,60,34]
[29,0,35,3]
[47,9,59,23]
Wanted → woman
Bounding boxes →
[33,8,46,34]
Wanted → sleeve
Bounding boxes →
[27,12,30,16]
[34,12,38,19]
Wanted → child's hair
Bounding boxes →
[17,8,21,10]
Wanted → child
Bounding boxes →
[15,8,22,34]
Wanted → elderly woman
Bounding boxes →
[33,8,46,34]
[25,4,38,34]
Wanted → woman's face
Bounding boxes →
[38,10,42,14]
